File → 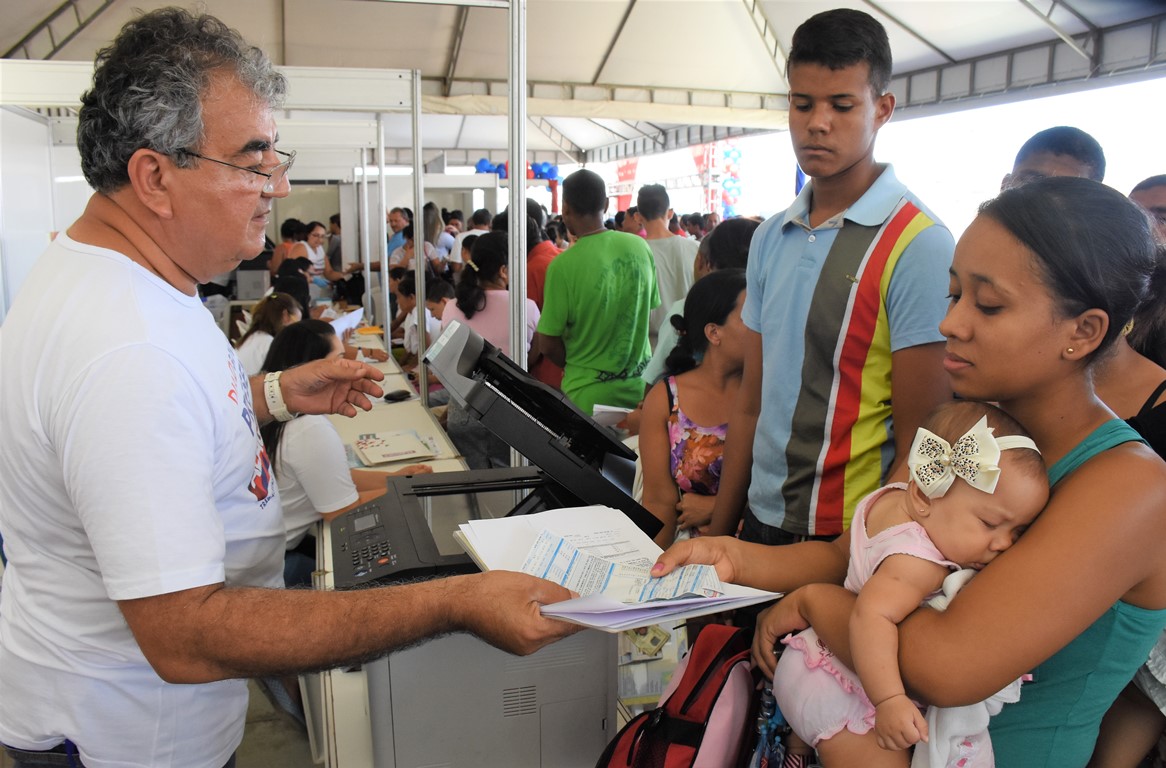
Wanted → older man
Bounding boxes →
[0,10,573,767]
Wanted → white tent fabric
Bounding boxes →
[3,0,1164,160]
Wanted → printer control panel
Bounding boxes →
[342,508,400,579]
[331,500,430,588]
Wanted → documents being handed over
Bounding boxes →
[454,505,779,632]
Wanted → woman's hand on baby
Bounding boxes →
[873,695,928,751]
[675,493,715,531]
[751,594,810,679]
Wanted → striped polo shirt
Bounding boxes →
[742,165,954,536]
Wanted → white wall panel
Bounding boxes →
[0,108,54,321]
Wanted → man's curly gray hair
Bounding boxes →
[77,7,286,193]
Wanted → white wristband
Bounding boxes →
[263,371,295,422]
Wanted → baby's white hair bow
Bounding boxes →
[907,415,1039,499]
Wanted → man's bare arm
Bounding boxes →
[706,329,762,536]
[119,571,577,684]
[534,333,566,368]
[886,342,951,482]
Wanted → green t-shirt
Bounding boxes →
[537,230,659,415]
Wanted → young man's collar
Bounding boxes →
[783,164,906,230]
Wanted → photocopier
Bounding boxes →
[327,322,661,767]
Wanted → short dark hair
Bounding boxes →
[470,208,493,227]
[448,209,465,223]
[525,215,544,252]
[280,218,305,240]
[425,277,455,302]
[637,184,670,221]
[526,198,547,229]
[563,169,608,217]
[788,9,892,96]
[704,217,759,270]
[1132,175,1166,195]
[329,213,340,227]
[78,8,285,193]
[980,176,1157,361]
[1013,126,1106,182]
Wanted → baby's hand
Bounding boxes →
[873,694,927,751]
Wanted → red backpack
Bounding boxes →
[596,624,756,768]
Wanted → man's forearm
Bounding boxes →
[124,575,486,683]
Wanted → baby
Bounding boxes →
[773,400,1049,767]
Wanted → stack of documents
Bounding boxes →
[352,431,436,465]
[455,505,780,632]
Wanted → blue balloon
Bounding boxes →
[475,158,491,173]
[549,165,559,180]
[497,164,508,179]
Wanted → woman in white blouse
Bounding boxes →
[260,319,431,586]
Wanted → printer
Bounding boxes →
[327,322,660,767]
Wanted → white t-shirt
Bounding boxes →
[235,330,273,376]
[388,241,437,269]
[646,235,698,344]
[274,415,359,549]
[306,242,327,273]
[0,234,285,768]
[403,306,442,355]
[451,228,490,265]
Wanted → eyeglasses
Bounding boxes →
[178,148,296,193]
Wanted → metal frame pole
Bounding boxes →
[411,70,429,407]
[508,0,527,368]
[377,113,390,350]
[359,149,373,320]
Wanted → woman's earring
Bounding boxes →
[1066,347,1075,354]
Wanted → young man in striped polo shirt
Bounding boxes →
[706,8,955,545]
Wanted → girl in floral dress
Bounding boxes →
[639,269,747,547]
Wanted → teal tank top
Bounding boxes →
[989,420,1166,767]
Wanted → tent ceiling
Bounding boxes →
[3,0,1164,162]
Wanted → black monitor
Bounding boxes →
[423,321,661,540]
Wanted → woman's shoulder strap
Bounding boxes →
[1048,419,1147,487]
[665,375,678,413]
[1137,379,1166,418]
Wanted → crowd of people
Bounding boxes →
[1,5,1165,768]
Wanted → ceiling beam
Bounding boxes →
[593,0,637,86]
[528,116,585,162]
[360,0,506,6]
[4,0,117,60]
[1016,0,1094,62]
[863,0,956,64]
[892,12,1165,114]
[443,6,470,97]
[740,0,788,83]
[621,120,665,147]
[586,124,769,164]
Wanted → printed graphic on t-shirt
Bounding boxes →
[226,352,275,506]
